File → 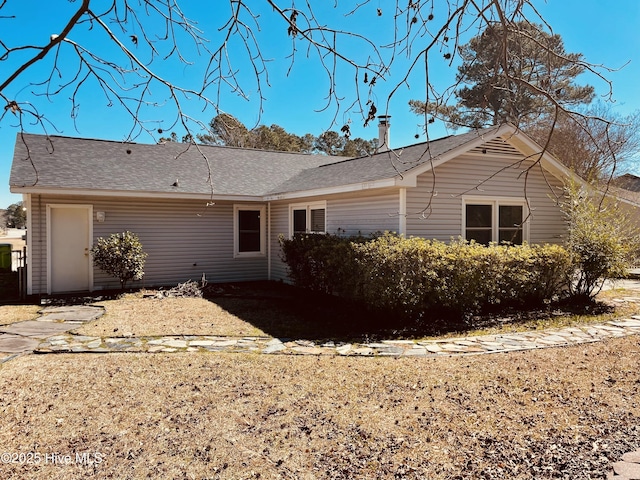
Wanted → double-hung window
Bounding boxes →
[290,201,326,235]
[234,205,266,257]
[463,198,527,245]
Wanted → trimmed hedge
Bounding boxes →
[280,232,573,319]
[279,232,367,298]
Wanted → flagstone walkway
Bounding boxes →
[1,300,640,478]
[1,305,640,361]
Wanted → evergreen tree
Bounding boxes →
[4,202,26,229]
[410,22,594,129]
[196,114,376,156]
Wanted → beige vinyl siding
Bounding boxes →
[268,191,401,283]
[26,194,46,295]
[28,195,267,294]
[406,153,567,244]
[269,202,290,282]
[326,191,400,236]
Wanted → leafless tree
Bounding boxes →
[0,1,618,137]
[527,104,640,184]
[0,0,628,213]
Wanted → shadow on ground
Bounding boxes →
[202,282,405,342]
[27,280,615,343]
[202,281,603,342]
[203,281,622,342]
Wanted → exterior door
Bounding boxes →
[48,205,93,293]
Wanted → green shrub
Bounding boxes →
[91,231,148,289]
[281,232,572,320]
[279,233,366,297]
[560,183,640,300]
[498,243,573,305]
[352,236,572,317]
[352,234,460,315]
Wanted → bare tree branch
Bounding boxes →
[1,0,632,214]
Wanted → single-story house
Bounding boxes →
[10,121,575,295]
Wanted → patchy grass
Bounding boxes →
[421,288,640,340]
[0,337,639,479]
[0,304,40,326]
[76,292,266,338]
[3,282,640,343]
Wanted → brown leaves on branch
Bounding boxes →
[364,102,377,127]
[287,10,298,37]
[4,100,20,114]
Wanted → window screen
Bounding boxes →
[310,208,325,233]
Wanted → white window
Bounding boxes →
[463,198,528,245]
[234,204,266,257]
[290,201,327,236]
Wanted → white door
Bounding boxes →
[48,205,92,293]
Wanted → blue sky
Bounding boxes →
[1,0,639,208]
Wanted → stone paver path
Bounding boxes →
[24,316,640,357]
[1,306,640,360]
[1,300,640,477]
[0,305,104,362]
[609,449,640,479]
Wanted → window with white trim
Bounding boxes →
[463,198,527,245]
[234,205,266,257]
[290,201,326,235]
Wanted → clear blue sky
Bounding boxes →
[1,0,639,208]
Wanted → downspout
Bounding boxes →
[24,194,33,296]
[399,188,407,236]
[267,202,271,280]
[38,194,42,297]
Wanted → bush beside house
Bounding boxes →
[561,184,640,300]
[91,231,148,290]
[280,233,574,320]
[281,185,639,321]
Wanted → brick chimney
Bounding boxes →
[377,115,391,153]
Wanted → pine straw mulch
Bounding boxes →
[0,336,639,479]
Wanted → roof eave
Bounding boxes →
[264,177,414,201]
[10,186,264,202]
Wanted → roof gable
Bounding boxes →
[267,124,574,198]
[613,173,640,192]
[267,126,506,196]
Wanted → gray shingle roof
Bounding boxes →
[10,134,337,197]
[10,126,501,197]
[268,127,500,194]
[613,173,640,193]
